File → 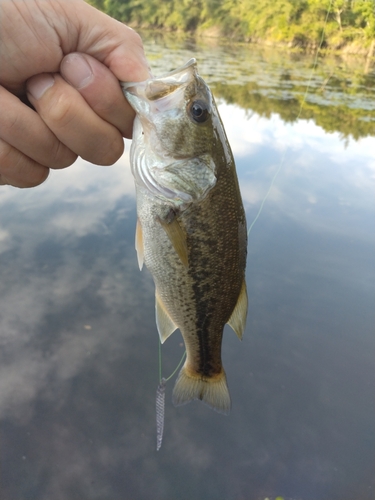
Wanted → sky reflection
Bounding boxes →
[0,94,374,499]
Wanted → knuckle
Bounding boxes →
[46,92,76,128]
[0,139,14,166]
[3,111,20,134]
[0,139,49,188]
[19,167,49,188]
[82,131,124,166]
[99,137,124,165]
[49,141,77,169]
[94,96,119,116]
[129,29,144,49]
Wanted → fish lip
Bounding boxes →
[120,58,197,92]
[121,58,199,125]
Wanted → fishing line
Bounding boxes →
[158,335,162,383]
[247,0,333,237]
[158,339,186,383]
[164,347,187,382]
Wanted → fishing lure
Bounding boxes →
[156,378,166,451]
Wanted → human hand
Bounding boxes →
[0,0,150,188]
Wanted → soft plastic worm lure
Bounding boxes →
[156,378,166,451]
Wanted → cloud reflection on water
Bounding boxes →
[220,103,374,244]
[0,102,374,499]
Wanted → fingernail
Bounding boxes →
[61,53,93,89]
[27,74,55,100]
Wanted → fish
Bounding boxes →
[121,59,247,415]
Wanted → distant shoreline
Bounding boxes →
[132,24,375,60]
[86,0,375,60]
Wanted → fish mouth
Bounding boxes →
[121,58,197,94]
[121,58,197,113]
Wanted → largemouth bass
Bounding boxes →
[121,59,247,414]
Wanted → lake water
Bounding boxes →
[0,34,374,500]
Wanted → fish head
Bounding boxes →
[122,60,232,206]
[122,59,221,160]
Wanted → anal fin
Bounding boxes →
[227,279,248,340]
[155,290,177,343]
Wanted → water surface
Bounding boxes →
[0,35,374,500]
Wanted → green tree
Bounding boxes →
[84,0,375,48]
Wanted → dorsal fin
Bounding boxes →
[155,290,178,343]
[135,219,144,270]
[158,216,188,268]
[227,279,248,340]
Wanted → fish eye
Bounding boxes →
[188,100,210,124]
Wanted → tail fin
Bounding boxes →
[172,366,231,415]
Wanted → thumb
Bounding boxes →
[65,1,151,82]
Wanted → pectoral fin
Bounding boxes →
[227,279,248,340]
[158,217,188,268]
[155,290,177,343]
[135,219,144,270]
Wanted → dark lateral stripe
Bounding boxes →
[192,288,221,377]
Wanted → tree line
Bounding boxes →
[212,81,375,140]
[87,0,375,49]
